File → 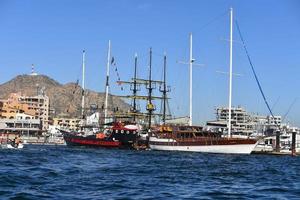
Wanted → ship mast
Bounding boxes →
[116,51,165,122]
[146,48,155,129]
[228,8,233,138]
[189,33,193,126]
[132,53,138,122]
[178,33,203,126]
[160,53,169,125]
[104,40,111,124]
[81,50,86,119]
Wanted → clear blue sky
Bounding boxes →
[0,0,299,126]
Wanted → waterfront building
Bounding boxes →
[266,115,281,126]
[207,106,283,136]
[0,93,36,119]
[18,94,49,130]
[215,106,254,134]
[0,118,41,135]
[53,117,81,131]
[0,93,49,131]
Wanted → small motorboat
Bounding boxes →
[1,142,24,149]
[0,133,24,149]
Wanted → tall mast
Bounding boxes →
[132,53,138,122]
[189,33,193,126]
[162,53,167,124]
[147,48,154,129]
[178,33,202,126]
[81,50,86,119]
[228,8,233,138]
[104,40,111,124]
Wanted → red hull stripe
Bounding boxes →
[67,138,121,147]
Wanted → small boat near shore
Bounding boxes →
[0,133,24,149]
[0,139,24,149]
[1,142,24,149]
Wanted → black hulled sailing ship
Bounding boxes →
[63,42,140,148]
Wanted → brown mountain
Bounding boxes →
[0,74,130,118]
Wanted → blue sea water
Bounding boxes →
[0,145,300,200]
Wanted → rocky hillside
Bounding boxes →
[0,74,130,118]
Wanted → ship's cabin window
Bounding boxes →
[265,140,268,145]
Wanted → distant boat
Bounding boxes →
[0,134,24,149]
[149,8,258,154]
[1,143,24,149]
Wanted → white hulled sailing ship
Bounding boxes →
[149,8,258,154]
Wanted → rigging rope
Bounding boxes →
[198,11,228,31]
[235,20,280,129]
[282,98,297,122]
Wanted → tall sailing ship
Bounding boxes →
[116,48,172,148]
[63,42,140,148]
[63,121,140,148]
[148,8,258,154]
[149,125,257,154]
